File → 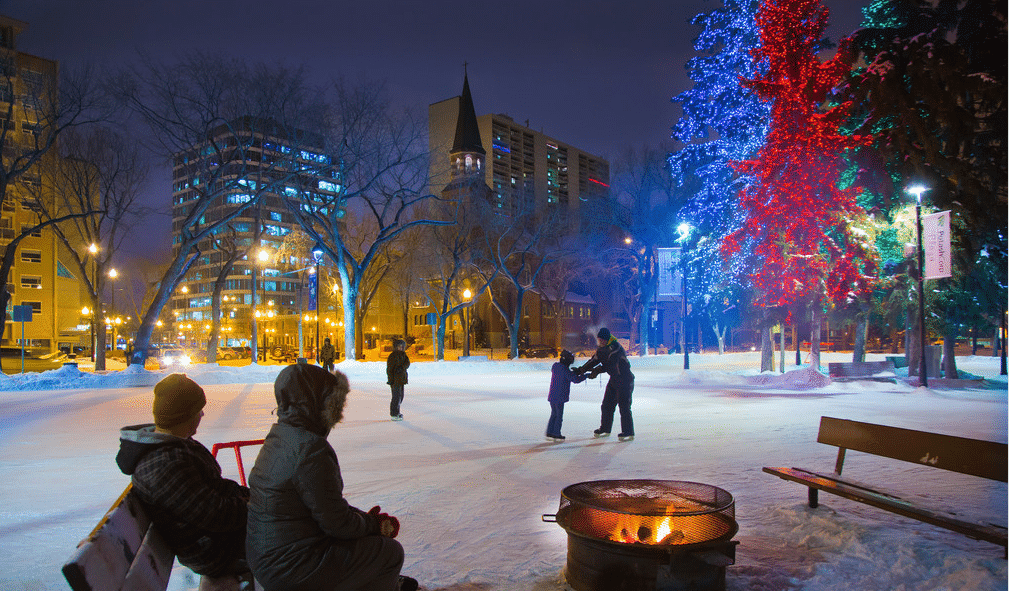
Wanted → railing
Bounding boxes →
[210,439,265,486]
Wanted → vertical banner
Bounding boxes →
[922,210,952,279]
[308,271,319,311]
[656,247,682,300]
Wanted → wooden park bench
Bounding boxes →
[763,417,1007,547]
[827,360,897,382]
[62,439,264,591]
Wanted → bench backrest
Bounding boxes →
[817,416,1008,482]
[827,360,895,378]
[62,485,173,591]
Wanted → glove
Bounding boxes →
[369,505,401,538]
[572,366,585,376]
[587,370,601,379]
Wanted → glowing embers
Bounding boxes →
[557,480,737,546]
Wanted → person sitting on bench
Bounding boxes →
[116,373,251,580]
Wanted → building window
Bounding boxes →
[20,249,41,263]
[22,301,42,314]
[20,276,41,290]
[20,224,42,237]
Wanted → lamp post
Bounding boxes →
[677,222,692,370]
[312,242,324,364]
[88,243,98,361]
[908,184,929,387]
[462,288,472,358]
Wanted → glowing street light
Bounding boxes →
[907,184,930,386]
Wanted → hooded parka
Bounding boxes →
[246,364,403,591]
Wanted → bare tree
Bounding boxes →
[283,80,451,361]
[115,54,329,363]
[42,126,149,369]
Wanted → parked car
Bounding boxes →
[229,346,252,359]
[268,346,298,364]
[0,346,65,373]
[216,347,238,360]
[154,345,191,367]
[518,344,557,359]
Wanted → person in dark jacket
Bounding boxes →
[319,337,336,371]
[246,364,418,591]
[386,339,410,421]
[116,373,250,579]
[545,349,586,441]
[575,327,636,441]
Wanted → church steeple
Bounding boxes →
[450,72,485,177]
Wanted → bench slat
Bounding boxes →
[122,524,175,591]
[817,417,1008,482]
[764,466,1008,546]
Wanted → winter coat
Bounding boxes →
[579,337,634,384]
[116,425,249,577]
[386,350,410,386]
[319,342,336,364]
[547,362,586,403]
[246,364,381,591]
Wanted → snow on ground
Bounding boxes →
[1,352,1006,590]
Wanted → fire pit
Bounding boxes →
[543,480,738,591]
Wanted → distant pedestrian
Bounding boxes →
[575,328,635,441]
[319,337,336,371]
[386,340,410,421]
[545,349,586,442]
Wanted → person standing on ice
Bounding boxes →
[116,373,251,581]
[545,349,586,441]
[246,364,418,591]
[575,327,635,441]
[386,339,410,421]
[319,337,336,371]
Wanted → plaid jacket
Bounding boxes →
[117,424,249,576]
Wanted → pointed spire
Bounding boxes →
[452,73,485,156]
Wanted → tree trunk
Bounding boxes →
[761,323,774,373]
[778,324,784,373]
[793,324,800,366]
[852,310,868,363]
[810,306,822,370]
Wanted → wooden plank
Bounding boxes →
[817,417,1008,482]
[763,466,1008,546]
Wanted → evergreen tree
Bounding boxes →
[721,0,880,367]
[669,0,768,353]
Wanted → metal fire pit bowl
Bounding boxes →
[549,479,737,547]
[543,480,739,591]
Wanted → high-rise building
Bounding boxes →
[429,77,610,230]
[168,118,343,355]
[1,15,89,353]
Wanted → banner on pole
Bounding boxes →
[308,272,319,311]
[656,247,682,301]
[922,210,952,279]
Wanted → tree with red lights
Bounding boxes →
[721,0,879,369]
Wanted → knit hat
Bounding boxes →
[153,373,206,428]
[597,327,611,341]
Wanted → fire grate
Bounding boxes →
[555,479,737,546]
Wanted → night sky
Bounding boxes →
[2,0,866,265]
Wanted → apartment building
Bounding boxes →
[1,15,88,353]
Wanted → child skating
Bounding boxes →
[545,349,586,441]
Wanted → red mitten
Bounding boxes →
[368,505,382,516]
[378,514,400,538]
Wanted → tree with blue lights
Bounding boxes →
[669,0,769,355]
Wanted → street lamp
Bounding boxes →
[462,288,473,358]
[677,222,692,370]
[312,241,325,364]
[907,184,929,387]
